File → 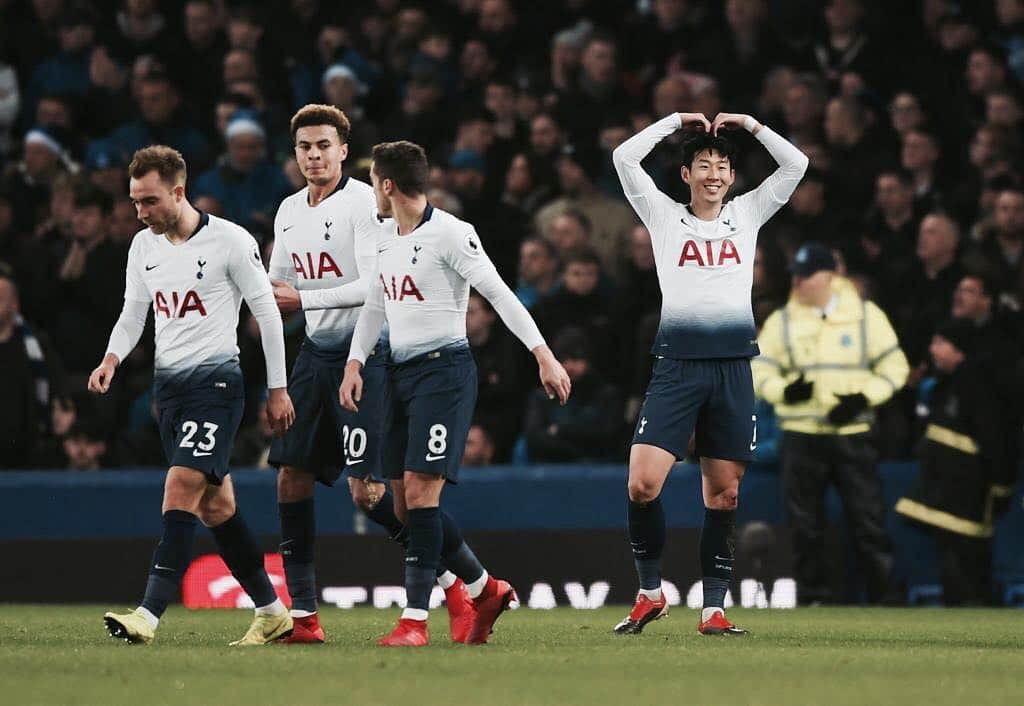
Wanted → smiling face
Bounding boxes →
[682,149,735,206]
[294,124,347,187]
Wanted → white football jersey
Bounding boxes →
[357,204,543,364]
[613,113,808,359]
[122,212,273,373]
[269,177,381,348]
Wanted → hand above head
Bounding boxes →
[678,113,711,133]
[266,388,296,435]
[711,113,755,135]
[783,374,814,404]
[826,393,869,426]
[271,279,301,314]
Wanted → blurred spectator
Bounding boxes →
[996,0,1024,83]
[99,71,210,171]
[116,394,164,467]
[753,242,909,604]
[109,0,170,63]
[53,183,126,375]
[527,112,564,195]
[524,327,623,462]
[891,213,965,369]
[900,128,944,215]
[824,96,888,219]
[463,424,497,466]
[782,74,826,146]
[535,143,635,281]
[692,0,792,112]
[61,418,109,471]
[532,247,617,377]
[170,0,228,127]
[0,271,66,468]
[467,291,526,461]
[24,2,98,121]
[886,91,927,141]
[896,319,1013,605]
[554,31,629,148]
[192,113,290,234]
[0,53,18,158]
[965,44,1013,124]
[516,237,560,309]
[380,64,450,158]
[810,0,888,93]
[2,125,74,234]
[322,63,378,163]
[964,187,1024,307]
[85,144,128,199]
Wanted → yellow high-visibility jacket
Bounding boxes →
[752,276,910,435]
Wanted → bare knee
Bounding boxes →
[348,477,386,512]
[162,467,208,514]
[704,485,740,510]
[277,466,315,502]
[627,476,662,504]
[198,492,237,527]
[403,473,443,509]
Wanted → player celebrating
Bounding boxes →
[340,141,571,647]
[91,146,296,645]
[267,105,473,643]
[611,112,808,635]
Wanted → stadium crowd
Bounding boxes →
[1,0,1023,477]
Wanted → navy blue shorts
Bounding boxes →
[155,362,245,484]
[388,346,477,483]
[631,357,756,463]
[268,340,392,485]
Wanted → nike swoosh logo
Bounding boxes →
[425,454,446,461]
[282,225,295,231]
[192,451,213,457]
[378,247,389,254]
[145,264,159,271]
[154,564,174,571]
[714,555,731,561]
[750,443,757,451]
[347,459,365,465]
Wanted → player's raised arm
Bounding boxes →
[340,254,386,412]
[228,230,294,434]
[711,112,809,225]
[445,228,571,405]
[88,236,150,394]
[613,112,710,229]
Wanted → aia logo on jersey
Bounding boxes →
[678,238,741,267]
[155,290,207,318]
[380,273,424,301]
[292,251,342,279]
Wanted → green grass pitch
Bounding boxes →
[2,605,1022,706]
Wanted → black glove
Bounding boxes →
[827,393,869,425]
[783,374,814,403]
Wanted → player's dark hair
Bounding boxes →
[371,141,429,196]
[73,182,113,214]
[290,104,352,145]
[128,145,186,186]
[564,246,602,268]
[681,134,736,170]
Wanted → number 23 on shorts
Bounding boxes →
[179,420,219,456]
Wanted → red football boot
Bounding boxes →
[465,576,516,645]
[698,610,748,636]
[378,618,429,647]
[613,592,668,634]
[445,579,476,643]
[275,613,325,644]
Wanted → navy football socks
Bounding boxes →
[628,497,666,591]
[440,509,485,585]
[404,507,443,612]
[364,489,451,579]
[279,497,317,614]
[140,510,197,618]
[700,508,736,608]
[212,511,277,608]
